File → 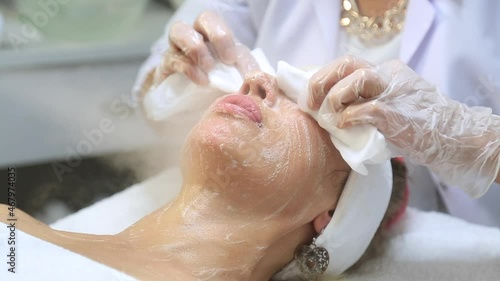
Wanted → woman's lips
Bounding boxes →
[215,95,262,123]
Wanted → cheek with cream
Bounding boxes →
[180,93,347,224]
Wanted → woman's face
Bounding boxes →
[181,71,350,224]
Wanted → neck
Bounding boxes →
[3,185,314,281]
[355,0,400,17]
[117,185,314,281]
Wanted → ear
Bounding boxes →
[313,209,334,234]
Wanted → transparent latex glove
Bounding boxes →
[308,57,500,198]
[150,10,259,89]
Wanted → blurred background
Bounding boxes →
[0,0,184,223]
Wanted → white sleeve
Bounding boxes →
[131,0,256,101]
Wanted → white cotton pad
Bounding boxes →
[276,61,392,175]
[142,63,240,122]
[143,48,275,122]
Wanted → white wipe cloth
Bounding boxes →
[143,63,242,122]
[276,61,392,175]
[52,170,500,281]
[0,223,137,281]
[143,48,275,123]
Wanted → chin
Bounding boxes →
[186,115,264,165]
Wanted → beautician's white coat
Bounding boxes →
[135,0,500,227]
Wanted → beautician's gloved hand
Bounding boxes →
[308,57,500,198]
[152,10,259,87]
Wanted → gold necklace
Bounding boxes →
[340,0,409,46]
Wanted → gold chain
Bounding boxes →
[340,0,409,46]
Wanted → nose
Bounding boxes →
[239,71,278,105]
